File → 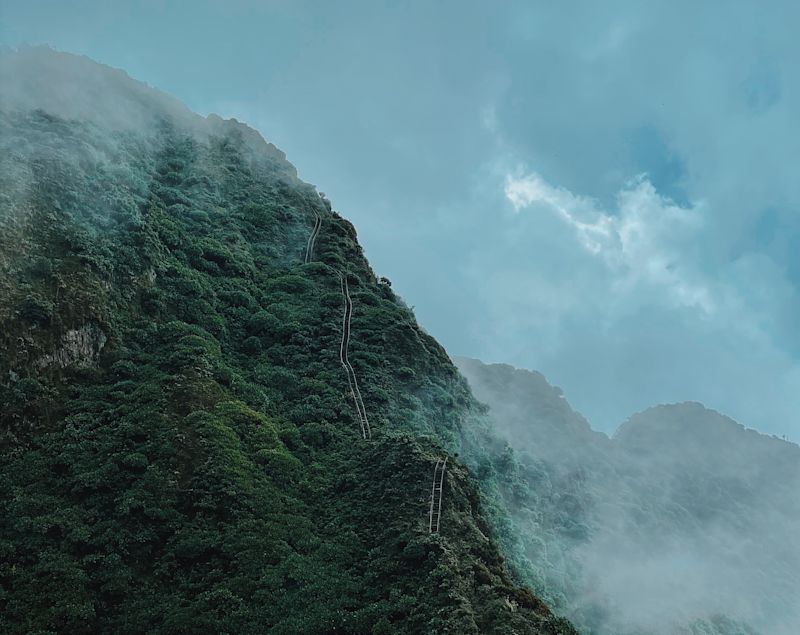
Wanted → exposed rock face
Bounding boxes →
[37,322,107,368]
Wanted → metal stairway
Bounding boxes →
[304,209,321,264]
[429,457,447,533]
[339,274,371,439]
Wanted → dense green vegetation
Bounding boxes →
[0,49,577,634]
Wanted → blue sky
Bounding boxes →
[3,1,800,435]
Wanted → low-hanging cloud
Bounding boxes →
[457,357,800,635]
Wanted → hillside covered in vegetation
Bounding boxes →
[0,47,578,634]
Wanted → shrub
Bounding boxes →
[18,294,54,327]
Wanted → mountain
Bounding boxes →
[454,358,610,472]
[0,47,576,634]
[456,357,800,635]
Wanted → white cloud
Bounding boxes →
[505,170,713,313]
[505,171,615,254]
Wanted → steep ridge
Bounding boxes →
[457,357,800,635]
[0,47,576,634]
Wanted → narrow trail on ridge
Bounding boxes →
[303,200,371,440]
[308,205,450,532]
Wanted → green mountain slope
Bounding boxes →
[0,47,576,634]
[457,357,800,635]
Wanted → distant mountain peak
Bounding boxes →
[457,357,800,635]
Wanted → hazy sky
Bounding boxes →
[3,1,799,435]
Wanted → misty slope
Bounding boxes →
[457,357,800,635]
[0,47,577,634]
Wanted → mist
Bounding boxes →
[0,46,318,268]
[2,7,798,632]
[456,357,800,635]
[0,45,295,167]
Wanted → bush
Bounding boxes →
[241,336,262,355]
[18,294,54,327]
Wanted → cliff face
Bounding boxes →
[0,47,576,634]
[457,358,800,635]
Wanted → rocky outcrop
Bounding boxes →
[37,322,107,369]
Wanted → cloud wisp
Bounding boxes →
[504,170,713,313]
